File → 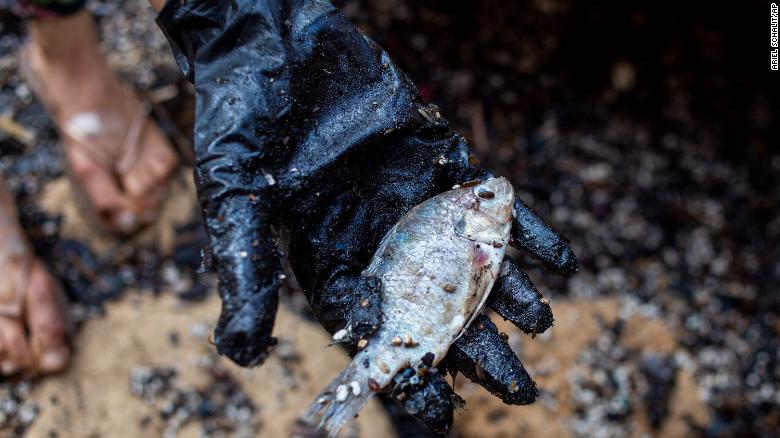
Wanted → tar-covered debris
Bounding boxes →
[567,312,684,437]
[129,364,258,437]
[275,337,304,391]
[0,382,38,436]
[639,354,677,429]
[568,322,635,437]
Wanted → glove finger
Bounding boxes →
[309,267,383,342]
[387,364,455,436]
[511,197,579,275]
[487,257,554,335]
[444,138,578,275]
[446,314,538,405]
[208,198,282,368]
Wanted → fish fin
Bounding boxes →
[303,359,374,437]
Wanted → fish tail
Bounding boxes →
[303,357,374,437]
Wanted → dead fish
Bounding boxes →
[303,177,514,436]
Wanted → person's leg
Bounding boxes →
[23,7,178,234]
[0,180,70,375]
[0,0,179,375]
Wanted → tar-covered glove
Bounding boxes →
[156,0,578,434]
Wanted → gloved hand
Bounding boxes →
[156,0,577,434]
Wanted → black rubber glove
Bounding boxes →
[156,0,577,434]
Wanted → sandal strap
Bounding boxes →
[60,102,150,176]
[116,102,150,174]
[61,112,115,168]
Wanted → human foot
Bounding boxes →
[0,190,70,375]
[23,11,178,234]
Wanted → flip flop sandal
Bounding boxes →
[17,44,172,236]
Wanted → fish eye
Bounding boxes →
[473,187,497,203]
[477,189,495,199]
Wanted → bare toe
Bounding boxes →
[67,146,140,234]
[0,316,33,375]
[26,261,71,373]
